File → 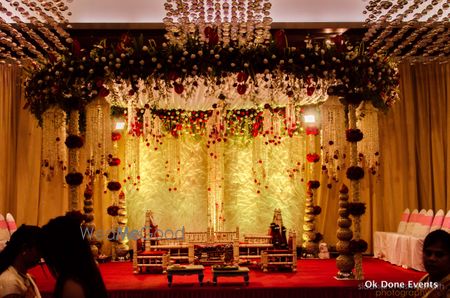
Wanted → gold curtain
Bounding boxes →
[376,61,450,234]
[0,64,44,224]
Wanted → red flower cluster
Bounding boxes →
[111,132,121,141]
[347,202,366,216]
[107,205,119,216]
[108,157,121,166]
[346,166,365,180]
[305,127,319,135]
[349,239,368,253]
[346,129,364,142]
[306,153,321,163]
[65,135,84,149]
[313,206,322,216]
[65,172,84,186]
[307,180,321,189]
[107,181,122,191]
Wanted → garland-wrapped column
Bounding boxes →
[345,104,367,280]
[336,185,354,278]
[65,110,83,210]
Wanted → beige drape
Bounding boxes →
[376,61,450,233]
[0,64,43,224]
[1,60,449,253]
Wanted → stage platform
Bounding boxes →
[31,257,425,298]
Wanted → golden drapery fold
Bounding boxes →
[0,60,448,253]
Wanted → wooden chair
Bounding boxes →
[261,230,297,272]
[132,210,169,273]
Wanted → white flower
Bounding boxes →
[288,59,293,63]
[190,54,196,59]
[142,46,148,51]
[271,54,276,59]
[129,60,134,65]
[140,60,145,65]
[230,62,236,67]
[151,57,157,63]
[101,57,106,62]
[121,53,126,58]
[89,69,94,74]
[95,58,99,63]
[263,58,268,64]
[304,66,309,71]
[214,54,220,59]
[157,63,162,69]
[115,58,121,63]
[244,63,249,68]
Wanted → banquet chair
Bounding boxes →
[6,213,17,235]
[412,209,433,238]
[373,208,412,260]
[429,209,445,233]
[396,208,411,234]
[404,209,420,235]
[442,210,450,233]
[0,214,10,252]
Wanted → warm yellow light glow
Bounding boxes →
[304,115,316,123]
[115,120,126,130]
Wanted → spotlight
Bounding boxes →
[115,120,126,130]
[304,115,316,124]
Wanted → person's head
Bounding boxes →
[39,212,94,278]
[0,225,42,274]
[423,229,450,281]
[39,212,107,298]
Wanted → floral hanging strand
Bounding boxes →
[356,101,380,176]
[41,107,66,182]
[65,110,83,211]
[347,104,366,280]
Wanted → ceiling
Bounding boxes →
[68,0,367,25]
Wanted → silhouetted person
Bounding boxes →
[39,212,107,298]
[0,225,42,298]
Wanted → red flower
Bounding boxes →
[237,72,249,83]
[107,205,119,216]
[306,153,320,163]
[111,132,121,141]
[65,172,84,186]
[98,87,110,98]
[274,30,287,52]
[307,180,320,189]
[307,86,315,96]
[107,181,122,191]
[305,127,319,135]
[174,83,184,94]
[237,84,247,95]
[108,158,121,166]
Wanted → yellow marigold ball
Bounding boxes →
[338,218,352,228]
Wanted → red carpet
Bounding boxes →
[30,257,425,298]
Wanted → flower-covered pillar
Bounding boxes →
[107,131,123,260]
[336,184,354,278]
[302,121,321,258]
[65,110,83,211]
[346,104,366,280]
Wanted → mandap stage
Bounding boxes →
[31,257,425,298]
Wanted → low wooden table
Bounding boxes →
[211,266,250,286]
[166,265,205,287]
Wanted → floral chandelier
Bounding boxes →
[0,0,74,67]
[362,0,449,62]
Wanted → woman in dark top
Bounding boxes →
[39,212,107,298]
